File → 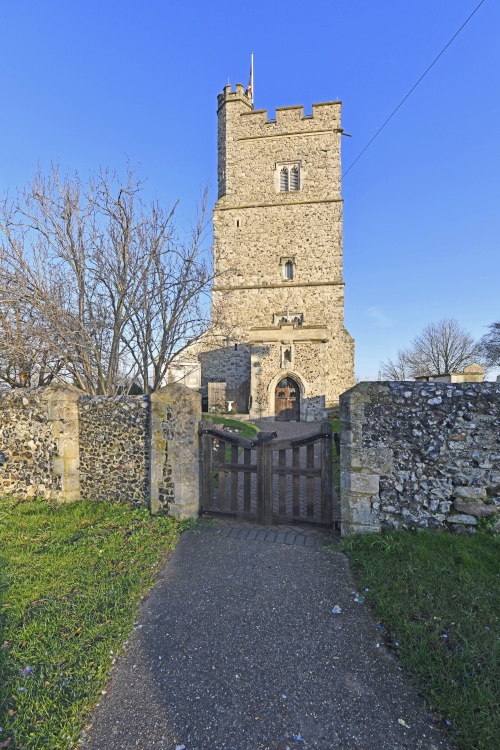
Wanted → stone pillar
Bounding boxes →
[149,384,201,518]
[339,383,393,535]
[42,385,81,502]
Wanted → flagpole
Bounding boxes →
[251,52,254,107]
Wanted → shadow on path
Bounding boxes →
[88,526,450,750]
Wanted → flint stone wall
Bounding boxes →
[0,385,80,501]
[0,386,200,517]
[78,396,149,505]
[340,381,500,535]
[0,388,61,499]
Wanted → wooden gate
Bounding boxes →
[199,420,338,528]
[275,377,300,421]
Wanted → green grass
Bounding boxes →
[0,498,184,749]
[201,413,259,439]
[341,530,500,750]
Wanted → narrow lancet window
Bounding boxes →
[290,166,299,190]
[284,260,294,280]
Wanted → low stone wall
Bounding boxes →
[0,388,60,499]
[0,385,200,517]
[340,381,500,535]
[0,385,80,501]
[79,396,149,505]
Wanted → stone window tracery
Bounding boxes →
[273,312,304,326]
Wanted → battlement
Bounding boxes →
[245,101,341,122]
[217,83,253,112]
[217,84,342,137]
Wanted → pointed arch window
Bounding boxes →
[284,260,294,280]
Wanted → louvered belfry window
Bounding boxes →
[280,166,289,192]
[279,163,300,192]
[290,166,299,190]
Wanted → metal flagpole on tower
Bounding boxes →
[248,52,254,107]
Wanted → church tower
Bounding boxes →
[208,82,354,421]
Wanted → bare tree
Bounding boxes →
[380,318,483,380]
[0,164,214,394]
[378,350,414,381]
[121,190,212,393]
[479,320,500,369]
[0,296,65,387]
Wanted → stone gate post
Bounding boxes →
[42,385,81,502]
[149,384,201,518]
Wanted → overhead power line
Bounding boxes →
[342,0,487,178]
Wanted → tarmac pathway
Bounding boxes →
[87,521,451,750]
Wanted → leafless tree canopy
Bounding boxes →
[479,321,500,369]
[0,165,213,394]
[380,318,483,380]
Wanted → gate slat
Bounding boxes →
[273,465,320,476]
[218,439,227,509]
[306,443,315,518]
[257,441,273,525]
[213,461,255,472]
[231,444,239,511]
[201,427,214,512]
[292,446,300,517]
[243,448,251,512]
[321,422,333,523]
[278,449,286,516]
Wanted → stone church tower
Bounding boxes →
[176,82,355,421]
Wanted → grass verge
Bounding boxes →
[341,529,500,750]
[201,413,259,439]
[0,498,184,749]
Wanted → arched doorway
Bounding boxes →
[275,376,300,421]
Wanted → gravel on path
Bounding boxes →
[87,527,450,750]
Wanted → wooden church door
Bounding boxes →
[275,377,300,421]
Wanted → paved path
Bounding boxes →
[202,518,338,549]
[87,523,450,750]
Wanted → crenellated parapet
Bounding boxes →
[217,83,253,111]
[217,83,342,136]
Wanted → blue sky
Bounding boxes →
[1,0,498,379]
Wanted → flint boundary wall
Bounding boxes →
[340,381,500,535]
[0,384,200,518]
